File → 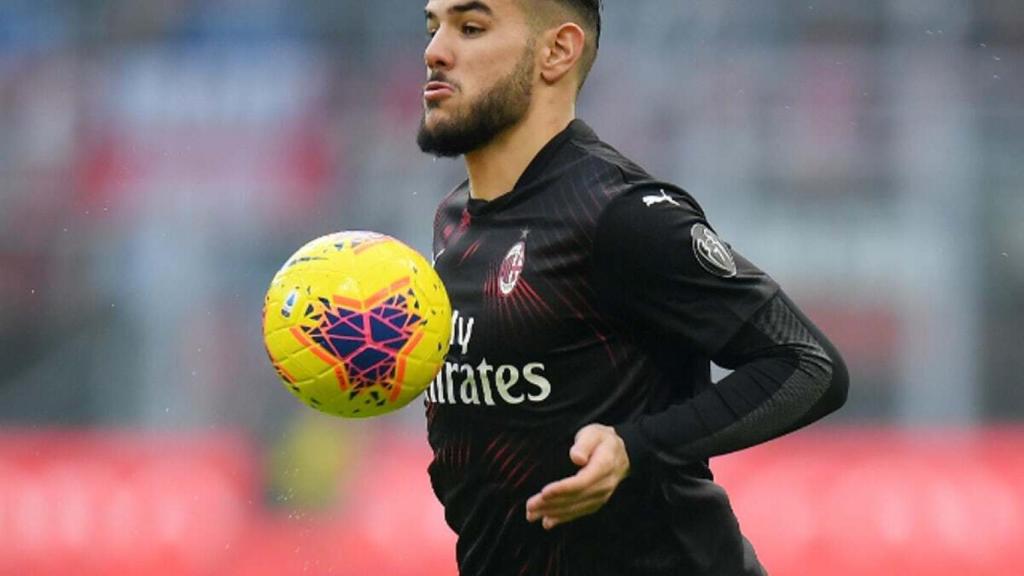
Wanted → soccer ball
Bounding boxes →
[262,231,452,418]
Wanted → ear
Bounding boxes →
[538,22,586,85]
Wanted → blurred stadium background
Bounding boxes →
[1,1,1022,574]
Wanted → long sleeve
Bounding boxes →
[592,184,848,474]
[614,291,848,472]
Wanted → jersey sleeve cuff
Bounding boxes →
[615,421,655,477]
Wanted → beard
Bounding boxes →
[417,45,534,157]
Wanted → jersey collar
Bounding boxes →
[465,119,596,216]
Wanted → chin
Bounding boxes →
[425,101,454,115]
[421,117,440,135]
[422,105,440,120]
[423,108,455,129]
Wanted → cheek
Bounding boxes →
[461,64,507,98]
[463,40,526,90]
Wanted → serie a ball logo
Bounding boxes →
[262,232,452,417]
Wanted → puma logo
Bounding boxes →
[642,189,680,208]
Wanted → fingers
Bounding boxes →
[525,472,609,519]
[525,472,601,525]
[525,424,631,530]
[536,495,608,529]
[569,424,604,466]
[541,459,605,498]
[527,480,612,517]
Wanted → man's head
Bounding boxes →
[417,0,602,157]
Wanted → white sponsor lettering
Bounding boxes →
[443,362,458,403]
[429,359,551,407]
[429,310,551,407]
[523,363,551,402]
[459,364,481,405]
[495,365,523,405]
[449,310,475,356]
[477,358,495,405]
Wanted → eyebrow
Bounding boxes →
[425,1,494,21]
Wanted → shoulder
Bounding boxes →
[591,182,780,352]
[537,121,672,213]
[436,180,468,212]
[562,128,706,221]
[593,183,748,288]
[594,183,709,256]
[433,181,468,224]
[601,184,707,223]
[432,180,469,250]
[547,133,716,257]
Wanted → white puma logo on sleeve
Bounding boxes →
[642,189,680,208]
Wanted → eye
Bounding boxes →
[461,23,484,37]
[426,28,437,40]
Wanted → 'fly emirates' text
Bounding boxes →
[426,310,551,406]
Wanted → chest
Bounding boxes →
[433,205,598,365]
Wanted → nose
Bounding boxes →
[424,29,453,72]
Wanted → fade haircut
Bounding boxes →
[525,0,602,90]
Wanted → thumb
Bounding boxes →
[569,425,603,467]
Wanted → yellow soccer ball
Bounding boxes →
[263,231,451,418]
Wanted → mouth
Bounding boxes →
[424,81,455,103]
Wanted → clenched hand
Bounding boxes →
[525,423,631,530]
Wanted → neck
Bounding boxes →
[464,100,575,202]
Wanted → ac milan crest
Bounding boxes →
[499,241,527,296]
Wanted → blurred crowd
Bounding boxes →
[1,0,1022,441]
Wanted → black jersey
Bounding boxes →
[426,120,847,576]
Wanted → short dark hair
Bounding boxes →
[528,0,602,89]
[553,0,601,49]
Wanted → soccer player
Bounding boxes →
[417,1,849,574]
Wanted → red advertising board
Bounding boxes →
[0,430,257,576]
[714,428,1024,576]
[0,428,1021,575]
